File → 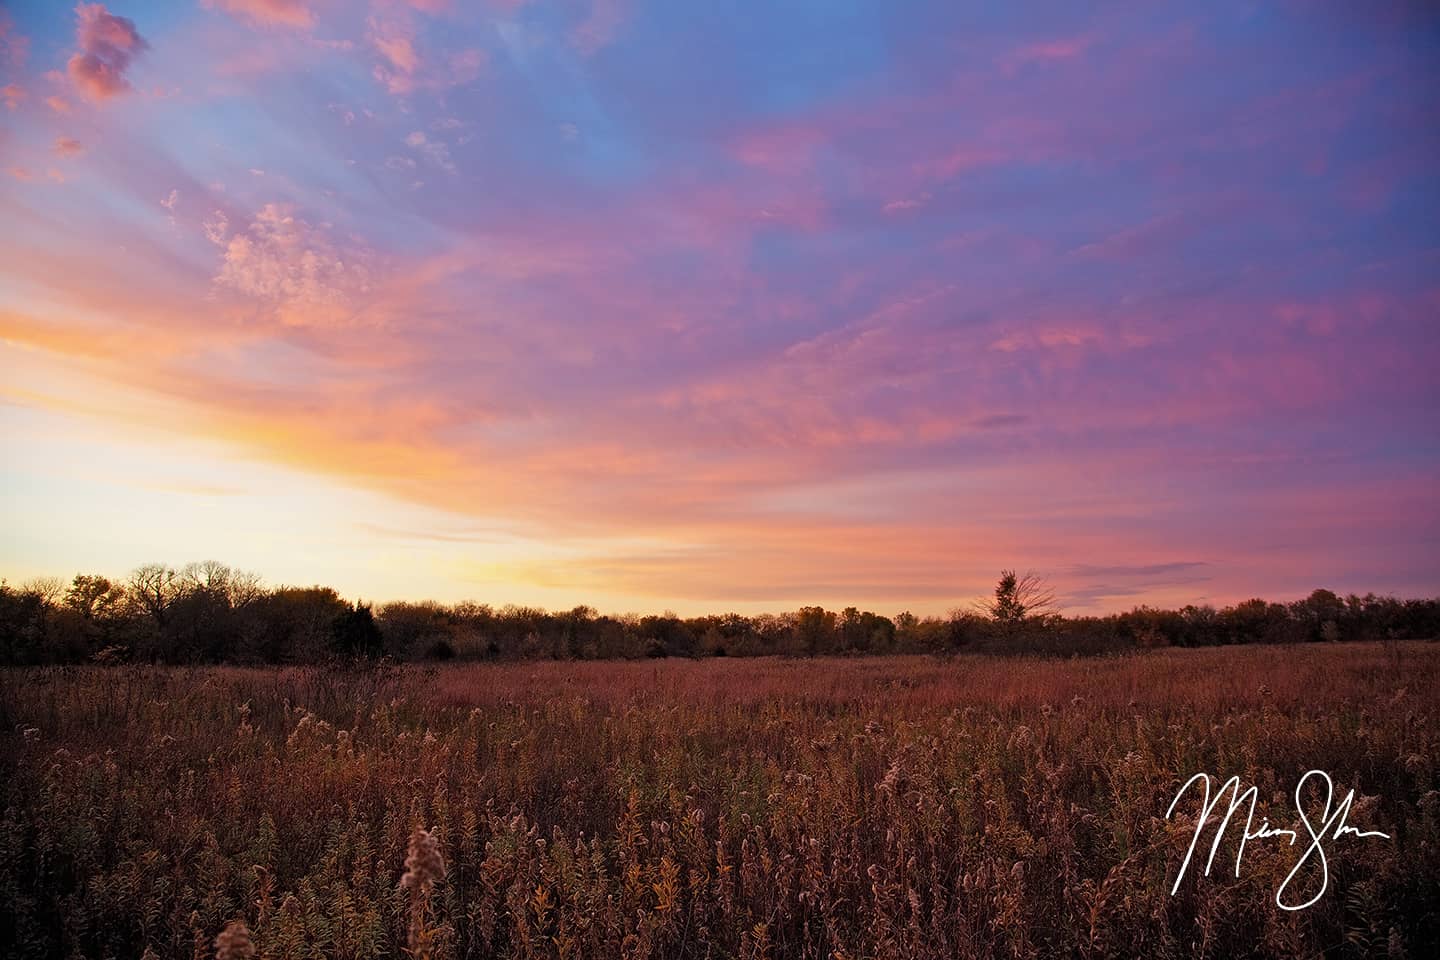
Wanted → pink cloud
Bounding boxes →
[368,16,482,95]
[1070,212,1192,260]
[731,123,826,174]
[916,146,1006,182]
[5,165,63,185]
[369,17,421,94]
[207,0,315,29]
[404,131,456,172]
[1001,33,1094,73]
[572,0,630,55]
[212,203,379,328]
[448,48,484,84]
[46,95,73,114]
[54,136,84,157]
[0,2,1433,614]
[988,326,1108,353]
[67,4,148,101]
[375,32,418,76]
[0,10,28,71]
[1,83,23,110]
[882,195,929,214]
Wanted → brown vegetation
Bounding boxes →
[1,643,1437,957]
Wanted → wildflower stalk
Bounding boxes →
[401,826,447,959]
[214,919,256,960]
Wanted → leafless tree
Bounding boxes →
[129,564,180,626]
[21,577,65,606]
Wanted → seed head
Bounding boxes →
[402,827,446,892]
[214,919,256,960]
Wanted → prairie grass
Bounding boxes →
[1,642,1436,958]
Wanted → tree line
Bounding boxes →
[0,561,1436,665]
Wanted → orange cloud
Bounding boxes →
[67,3,148,101]
[3,265,1430,615]
[54,136,84,157]
[1,83,23,109]
[206,0,315,29]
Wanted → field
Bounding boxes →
[2,643,1437,959]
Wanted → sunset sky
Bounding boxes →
[1,1,1437,616]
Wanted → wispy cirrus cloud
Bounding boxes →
[1069,561,1209,578]
[0,0,1436,612]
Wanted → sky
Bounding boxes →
[1,1,1437,617]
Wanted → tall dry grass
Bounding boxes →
[1,642,1436,958]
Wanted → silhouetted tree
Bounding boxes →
[379,600,454,660]
[331,601,384,658]
[794,606,837,656]
[64,575,121,621]
[637,613,695,658]
[0,581,48,664]
[129,564,180,627]
[980,570,1056,623]
[1292,588,1346,641]
[1,558,1437,665]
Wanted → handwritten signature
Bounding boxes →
[1165,769,1390,910]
